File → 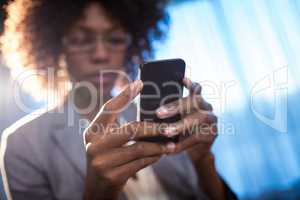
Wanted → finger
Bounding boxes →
[85,80,143,143]
[86,121,168,152]
[172,130,217,154]
[105,156,161,185]
[89,142,173,169]
[183,77,202,95]
[183,77,211,113]
[187,142,212,159]
[156,95,213,119]
[161,111,218,138]
[94,80,143,127]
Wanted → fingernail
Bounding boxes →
[156,106,169,116]
[166,142,176,153]
[132,80,143,93]
[157,105,177,116]
[164,126,178,137]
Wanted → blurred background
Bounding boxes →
[0,0,300,199]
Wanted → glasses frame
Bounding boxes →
[62,32,132,53]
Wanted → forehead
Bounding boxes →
[72,2,121,33]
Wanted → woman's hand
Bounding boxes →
[83,80,174,200]
[156,78,228,200]
[155,77,217,160]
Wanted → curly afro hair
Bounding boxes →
[1,0,169,92]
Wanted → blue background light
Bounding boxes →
[156,0,300,198]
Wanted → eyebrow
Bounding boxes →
[73,25,124,35]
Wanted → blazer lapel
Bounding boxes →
[51,103,87,178]
[49,101,137,181]
[50,99,188,200]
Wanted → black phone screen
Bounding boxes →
[139,58,186,143]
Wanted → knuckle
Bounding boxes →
[194,112,205,124]
[124,148,135,160]
[126,144,139,158]
[90,158,105,172]
[84,129,95,143]
[187,96,197,111]
[128,121,140,136]
[86,144,97,158]
[150,143,163,154]
[203,113,211,123]
[127,121,138,132]
[207,103,213,111]
[103,173,118,186]
[201,112,217,124]
[205,132,218,143]
[90,159,98,169]
[89,124,101,135]
[139,158,148,166]
[135,143,146,154]
[195,96,203,107]
[210,114,218,123]
[129,121,140,128]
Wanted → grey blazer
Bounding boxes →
[0,101,211,200]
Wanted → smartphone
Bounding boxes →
[138,58,186,143]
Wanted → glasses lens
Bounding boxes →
[104,34,131,51]
[64,32,131,52]
[64,34,94,51]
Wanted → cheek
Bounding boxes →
[65,54,89,74]
[110,51,127,65]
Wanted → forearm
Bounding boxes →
[194,153,227,200]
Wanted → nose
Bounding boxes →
[90,40,109,62]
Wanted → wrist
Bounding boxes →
[192,151,215,169]
[83,188,119,200]
[192,152,227,200]
[83,171,120,200]
[193,152,218,182]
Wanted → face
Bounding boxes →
[63,3,131,96]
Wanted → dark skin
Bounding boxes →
[83,79,226,200]
[63,3,227,200]
[158,78,227,200]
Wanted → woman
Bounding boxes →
[0,0,236,199]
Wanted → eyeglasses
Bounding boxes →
[63,31,132,53]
